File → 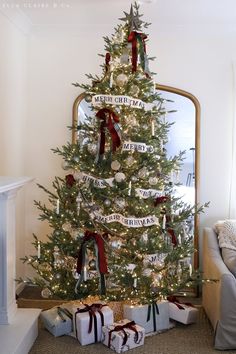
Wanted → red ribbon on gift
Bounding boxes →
[96,108,121,157]
[167,296,194,310]
[128,31,147,73]
[108,320,139,348]
[75,303,107,342]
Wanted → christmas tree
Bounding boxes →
[20,2,206,303]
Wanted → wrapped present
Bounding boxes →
[72,303,114,345]
[102,319,145,353]
[167,296,198,324]
[40,306,73,337]
[123,301,170,334]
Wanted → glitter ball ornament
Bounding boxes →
[149,177,158,185]
[129,85,140,96]
[111,160,121,171]
[84,94,92,103]
[61,161,70,170]
[114,172,126,182]
[41,288,52,298]
[114,197,126,209]
[131,175,138,182]
[138,167,148,179]
[126,156,135,166]
[87,143,97,155]
[116,73,128,87]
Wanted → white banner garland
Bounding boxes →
[122,141,154,153]
[93,212,159,228]
[74,172,114,188]
[135,188,163,199]
[92,94,155,111]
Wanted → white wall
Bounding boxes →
[0,11,28,286]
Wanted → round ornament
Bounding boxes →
[111,160,121,171]
[149,177,158,186]
[131,175,138,182]
[114,197,126,209]
[61,161,70,170]
[104,199,111,206]
[114,172,126,182]
[72,270,80,279]
[73,156,80,163]
[142,268,152,277]
[84,94,92,103]
[120,54,129,65]
[113,44,120,51]
[116,73,128,87]
[126,156,135,166]
[55,273,61,279]
[138,167,148,179]
[129,85,140,96]
[41,288,52,299]
[87,143,97,155]
[88,259,97,270]
[111,239,122,249]
[73,171,83,181]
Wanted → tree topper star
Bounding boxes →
[119,4,144,32]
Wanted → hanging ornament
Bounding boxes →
[149,177,158,186]
[104,199,111,206]
[129,85,140,96]
[111,160,121,171]
[141,231,148,243]
[62,223,71,232]
[41,288,52,298]
[131,175,138,182]
[151,118,155,137]
[162,214,166,230]
[55,273,61,279]
[113,44,120,51]
[53,246,61,267]
[114,172,126,182]
[126,155,135,166]
[84,94,92,103]
[88,259,97,270]
[109,71,114,88]
[116,73,128,87]
[61,161,70,170]
[110,239,122,249]
[138,166,148,179]
[87,143,97,155]
[120,53,129,65]
[114,197,126,209]
[65,174,76,187]
[76,192,83,214]
[128,181,132,196]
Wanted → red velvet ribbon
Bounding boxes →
[75,303,106,341]
[108,320,138,348]
[65,174,76,187]
[154,196,168,206]
[76,231,108,274]
[96,108,121,156]
[167,296,194,310]
[105,53,111,72]
[128,31,147,73]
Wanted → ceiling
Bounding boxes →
[2,0,236,31]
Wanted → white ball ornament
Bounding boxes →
[138,167,148,179]
[114,172,126,182]
[111,160,121,171]
[84,94,92,103]
[104,199,111,206]
[87,143,97,155]
[116,73,128,87]
[61,161,70,170]
[129,85,140,96]
[114,197,126,209]
[126,156,135,166]
[149,177,158,185]
[120,54,129,65]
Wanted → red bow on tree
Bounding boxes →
[96,108,121,157]
[128,31,147,73]
[65,174,76,187]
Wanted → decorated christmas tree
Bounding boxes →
[20,2,206,304]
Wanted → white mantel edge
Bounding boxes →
[0,177,34,194]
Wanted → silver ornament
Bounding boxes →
[84,94,92,103]
[111,160,121,171]
[116,73,128,87]
[114,197,126,209]
[131,175,138,182]
[120,54,129,65]
[88,259,97,270]
[55,273,61,279]
[73,156,80,163]
[41,288,52,298]
[87,143,97,155]
[104,199,111,206]
[149,177,158,186]
[138,167,148,179]
[114,172,126,182]
[61,161,70,170]
[111,240,122,249]
[129,85,140,96]
[126,156,135,166]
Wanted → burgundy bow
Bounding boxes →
[76,231,108,274]
[167,296,194,310]
[108,320,138,348]
[105,53,111,72]
[75,303,106,341]
[154,196,168,206]
[128,31,147,73]
[96,108,121,156]
[65,174,76,187]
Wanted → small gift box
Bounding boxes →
[167,296,198,324]
[123,301,170,334]
[72,303,114,345]
[40,306,73,337]
[102,319,145,353]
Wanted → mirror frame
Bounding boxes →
[72,84,200,271]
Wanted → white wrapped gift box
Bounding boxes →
[72,303,114,345]
[40,306,73,337]
[102,319,145,353]
[123,300,170,334]
[168,301,198,324]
